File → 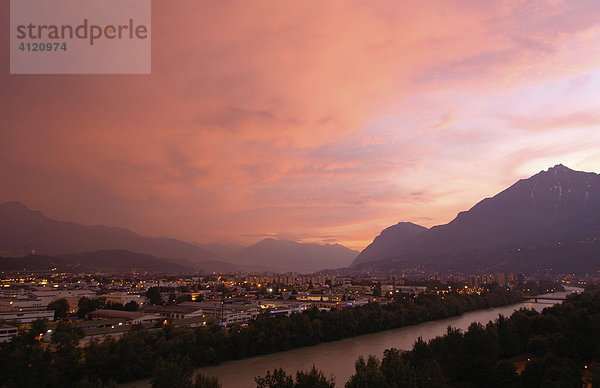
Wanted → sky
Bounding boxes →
[2,1,600,251]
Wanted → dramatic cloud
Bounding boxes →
[2,1,600,250]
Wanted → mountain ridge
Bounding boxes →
[232,238,359,273]
[0,202,358,273]
[0,249,196,273]
[351,164,600,274]
[0,201,225,266]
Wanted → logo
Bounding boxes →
[10,0,151,74]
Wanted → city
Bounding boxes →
[0,266,591,344]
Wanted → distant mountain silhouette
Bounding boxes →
[0,250,200,273]
[352,222,428,266]
[352,165,600,274]
[0,201,359,274]
[200,242,245,262]
[0,201,228,268]
[233,238,359,273]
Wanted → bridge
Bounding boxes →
[522,296,567,303]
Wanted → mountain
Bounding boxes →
[200,242,245,262]
[352,164,600,274]
[0,250,198,273]
[352,222,428,266]
[418,164,600,254]
[0,201,359,274]
[233,238,359,273]
[0,201,231,269]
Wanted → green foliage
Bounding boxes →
[51,321,84,351]
[345,350,418,388]
[105,302,125,310]
[526,335,548,357]
[380,349,417,388]
[373,282,382,297]
[591,363,600,388]
[345,356,384,388]
[295,366,335,388]
[29,318,48,338]
[255,368,294,388]
[73,377,104,388]
[124,300,139,311]
[77,297,105,319]
[151,357,194,388]
[255,366,333,388]
[48,298,69,319]
[194,373,222,388]
[146,287,164,305]
[177,294,193,304]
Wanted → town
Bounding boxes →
[0,267,592,345]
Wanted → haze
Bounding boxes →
[2,1,600,250]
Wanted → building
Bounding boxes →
[0,294,53,311]
[30,288,99,313]
[102,292,146,306]
[0,324,18,343]
[142,305,205,320]
[396,286,427,295]
[76,318,130,330]
[177,301,260,326]
[220,305,260,325]
[171,316,211,328]
[89,309,161,325]
[0,310,55,323]
[32,288,97,300]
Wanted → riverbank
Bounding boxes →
[124,288,581,387]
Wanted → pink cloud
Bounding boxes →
[2,1,600,249]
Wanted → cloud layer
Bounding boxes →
[2,1,600,250]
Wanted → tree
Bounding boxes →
[255,368,294,388]
[489,360,519,388]
[295,366,335,388]
[177,294,193,304]
[124,300,139,311]
[151,357,193,388]
[346,355,385,388]
[74,377,104,388]
[373,282,382,297]
[591,362,600,388]
[381,348,417,388]
[146,287,164,305]
[77,297,105,319]
[106,302,125,310]
[48,298,69,319]
[414,360,449,388]
[51,321,84,351]
[194,373,222,388]
[48,322,85,385]
[29,319,48,339]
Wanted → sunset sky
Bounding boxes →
[2,1,600,250]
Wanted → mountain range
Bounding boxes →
[0,250,198,274]
[351,164,600,275]
[0,201,358,273]
[220,238,358,273]
[3,164,598,275]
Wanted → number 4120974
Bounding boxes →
[18,42,67,52]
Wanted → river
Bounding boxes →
[124,287,581,388]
